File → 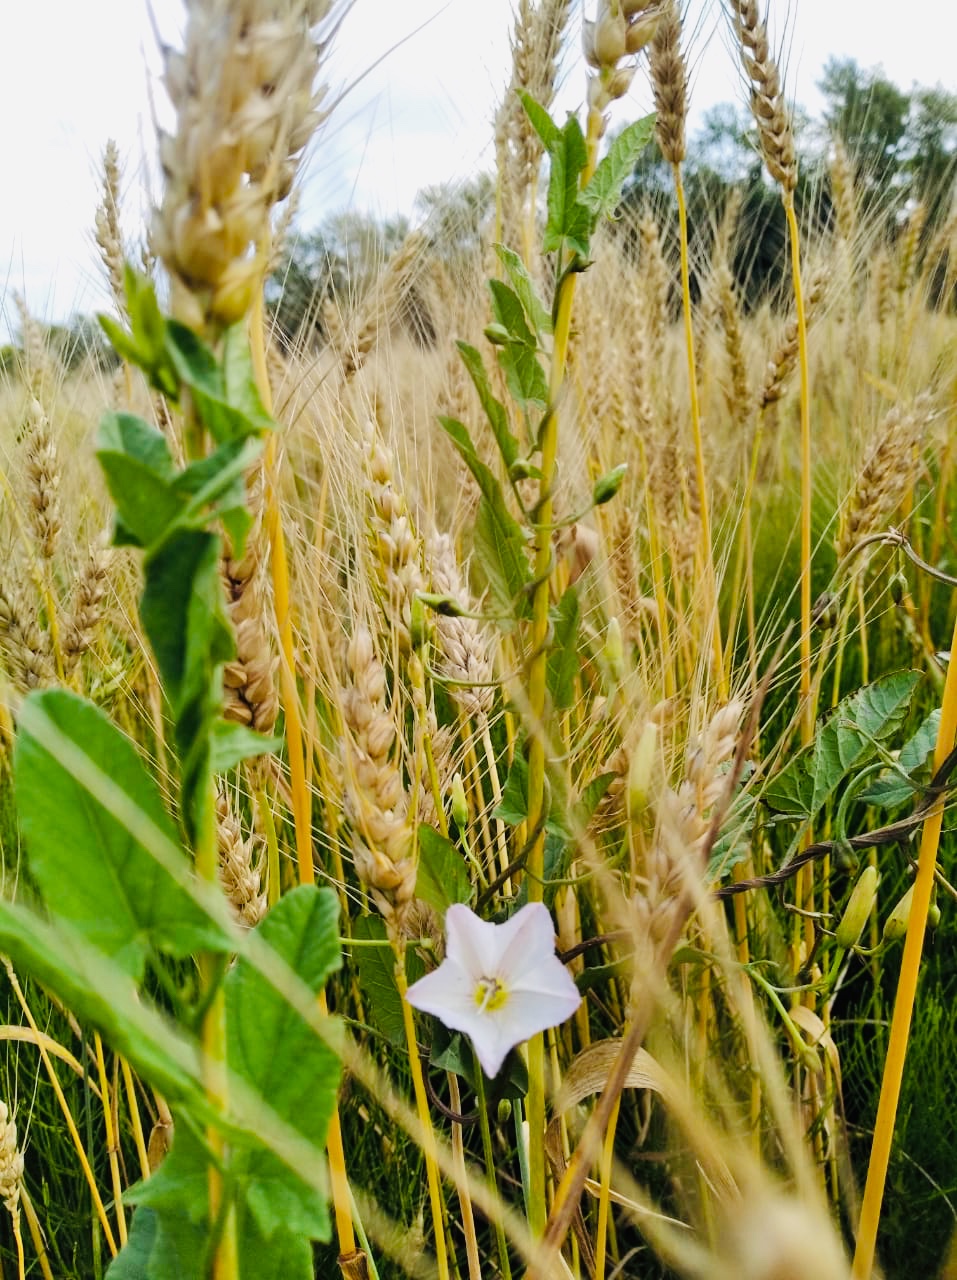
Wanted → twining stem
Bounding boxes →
[852,601,957,1278]
[523,103,601,1241]
[674,166,726,698]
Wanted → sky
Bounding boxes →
[1,0,954,340]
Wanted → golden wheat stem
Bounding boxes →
[853,601,957,1278]
[93,1034,127,1247]
[397,958,451,1278]
[448,1073,482,1280]
[674,168,726,698]
[19,1189,53,1280]
[120,1057,151,1183]
[594,1095,621,1280]
[248,289,360,1266]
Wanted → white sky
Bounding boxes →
[1,0,954,340]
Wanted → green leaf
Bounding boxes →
[473,495,530,623]
[580,114,657,218]
[166,322,269,446]
[858,707,941,807]
[456,342,519,470]
[547,588,580,711]
[226,886,342,1243]
[416,825,472,914]
[496,341,548,412]
[97,412,184,548]
[221,324,275,435]
[0,899,206,1106]
[141,527,234,840]
[210,721,280,773]
[494,244,553,336]
[99,267,179,398]
[106,1203,205,1280]
[765,671,923,818]
[494,751,571,838]
[488,280,536,347]
[14,690,232,977]
[517,91,561,152]
[350,915,405,1046]
[439,417,530,618]
[543,115,592,258]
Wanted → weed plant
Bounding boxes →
[0,2,956,1278]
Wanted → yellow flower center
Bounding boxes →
[474,976,509,1013]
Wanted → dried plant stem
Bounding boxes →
[674,168,726,697]
[853,601,957,1278]
[448,1073,481,1280]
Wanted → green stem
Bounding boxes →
[523,104,602,1242]
[474,1059,512,1280]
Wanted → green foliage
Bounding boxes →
[415,826,473,914]
[764,671,922,820]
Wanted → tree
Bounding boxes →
[819,57,911,210]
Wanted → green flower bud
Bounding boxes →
[835,866,879,949]
[592,463,628,506]
[603,616,624,680]
[410,593,430,652]
[450,773,468,831]
[883,884,914,942]
[497,1098,512,1125]
[627,721,658,819]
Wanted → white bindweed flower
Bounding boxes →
[405,902,582,1078]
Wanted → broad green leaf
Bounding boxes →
[543,115,592,258]
[141,527,234,839]
[488,280,536,347]
[97,412,184,548]
[496,341,548,412]
[439,417,530,617]
[574,771,617,829]
[350,915,405,1046]
[580,114,657,218]
[226,886,342,1242]
[167,322,268,445]
[106,1204,205,1280]
[456,342,518,469]
[495,244,552,336]
[494,751,571,838]
[416,825,472,914]
[473,495,531,623]
[0,899,206,1106]
[221,324,275,435]
[859,707,941,808]
[517,90,561,152]
[546,588,580,711]
[765,671,922,818]
[15,690,232,976]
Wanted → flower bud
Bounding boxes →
[497,1098,512,1124]
[593,463,628,506]
[450,773,468,830]
[625,10,662,53]
[627,721,658,819]
[883,883,914,942]
[410,593,429,652]
[603,617,624,680]
[835,866,879,949]
[594,10,628,65]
